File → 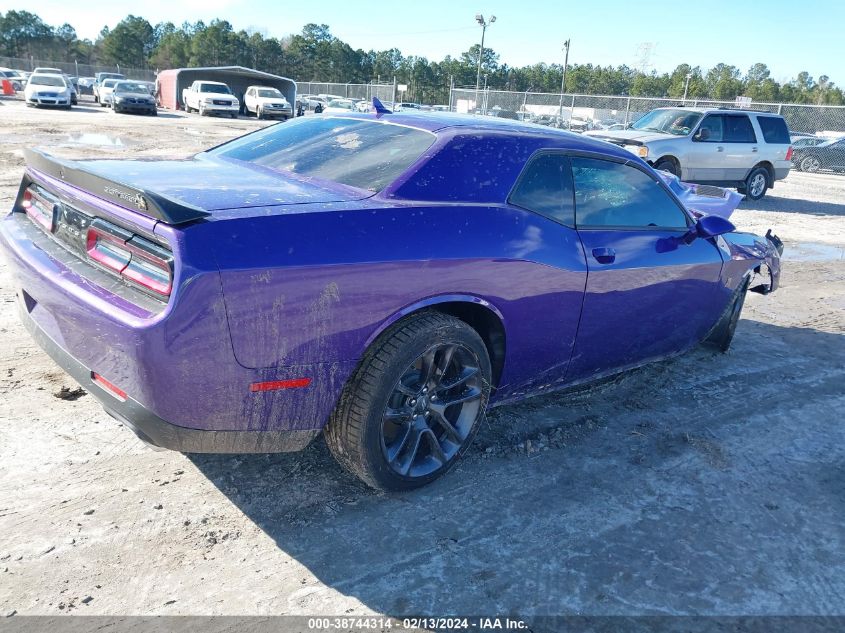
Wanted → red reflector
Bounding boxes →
[21,190,33,209]
[249,378,311,392]
[786,146,794,161]
[92,372,127,401]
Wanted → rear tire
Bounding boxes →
[325,311,491,491]
[744,167,769,200]
[704,278,750,352]
[799,155,821,173]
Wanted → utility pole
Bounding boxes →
[474,13,496,112]
[557,39,570,125]
[683,72,692,103]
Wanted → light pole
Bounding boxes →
[474,13,496,112]
[683,72,692,103]
[557,39,571,126]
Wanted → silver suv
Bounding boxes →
[585,107,792,200]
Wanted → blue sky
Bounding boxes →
[3,0,844,84]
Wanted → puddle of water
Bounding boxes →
[63,133,136,147]
[783,242,845,262]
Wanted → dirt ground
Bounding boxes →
[0,96,843,618]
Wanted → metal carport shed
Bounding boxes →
[156,66,296,114]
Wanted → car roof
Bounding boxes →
[30,73,65,78]
[650,106,782,117]
[198,80,229,86]
[320,111,639,159]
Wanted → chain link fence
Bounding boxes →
[450,88,845,135]
[0,56,156,81]
[295,81,395,102]
[0,56,398,102]
[6,54,844,135]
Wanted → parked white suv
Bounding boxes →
[243,85,292,120]
[586,107,793,200]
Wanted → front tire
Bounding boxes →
[654,158,680,177]
[325,311,492,491]
[705,277,750,352]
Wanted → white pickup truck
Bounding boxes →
[182,80,239,118]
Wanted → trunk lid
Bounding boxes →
[24,149,370,223]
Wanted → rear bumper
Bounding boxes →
[17,295,319,453]
[774,166,790,181]
[1,204,352,444]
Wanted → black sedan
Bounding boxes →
[792,137,845,173]
[112,81,157,116]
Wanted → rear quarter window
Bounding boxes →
[509,153,574,226]
[756,116,790,144]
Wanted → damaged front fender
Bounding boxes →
[723,228,783,295]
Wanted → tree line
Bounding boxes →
[1,10,843,106]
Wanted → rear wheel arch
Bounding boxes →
[751,161,775,185]
[364,297,507,389]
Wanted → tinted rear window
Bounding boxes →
[210,117,435,192]
[757,116,790,144]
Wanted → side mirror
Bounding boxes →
[695,214,735,238]
[657,215,735,253]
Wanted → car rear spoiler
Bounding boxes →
[23,148,209,225]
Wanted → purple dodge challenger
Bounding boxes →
[0,108,782,490]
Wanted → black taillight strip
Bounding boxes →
[85,218,174,299]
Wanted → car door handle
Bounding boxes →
[591,247,616,264]
[751,146,758,152]
[716,146,724,152]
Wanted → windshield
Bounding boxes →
[201,84,231,94]
[257,89,283,98]
[210,117,435,192]
[99,74,123,81]
[30,75,66,87]
[102,80,119,88]
[115,82,149,93]
[632,109,703,136]
[328,100,354,109]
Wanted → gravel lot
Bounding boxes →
[0,97,843,618]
